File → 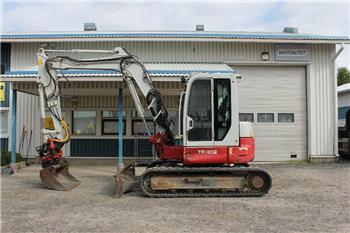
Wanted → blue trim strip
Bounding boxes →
[0,32,348,40]
[118,88,123,166]
[11,89,16,164]
[4,69,236,76]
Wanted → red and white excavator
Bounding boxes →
[36,47,271,197]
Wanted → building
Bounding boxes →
[337,83,350,156]
[1,27,349,162]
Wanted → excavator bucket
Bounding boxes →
[39,159,81,191]
[114,164,141,197]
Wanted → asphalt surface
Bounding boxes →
[1,162,350,233]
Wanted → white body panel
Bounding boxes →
[239,122,253,138]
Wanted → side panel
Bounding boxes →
[183,137,255,165]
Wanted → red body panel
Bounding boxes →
[150,133,255,165]
[159,145,183,160]
[183,137,255,165]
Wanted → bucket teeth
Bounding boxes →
[40,159,80,191]
[114,164,141,197]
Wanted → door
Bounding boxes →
[185,79,214,147]
[214,79,232,142]
[233,66,307,161]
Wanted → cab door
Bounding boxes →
[183,74,239,148]
[183,78,214,147]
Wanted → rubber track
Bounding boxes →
[140,166,272,198]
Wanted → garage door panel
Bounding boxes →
[233,66,307,161]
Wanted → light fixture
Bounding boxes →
[261,52,269,61]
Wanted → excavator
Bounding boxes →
[36,47,272,197]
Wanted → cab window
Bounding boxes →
[214,79,231,141]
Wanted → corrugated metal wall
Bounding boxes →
[12,41,337,157]
[16,92,41,156]
[10,41,276,70]
[308,44,336,156]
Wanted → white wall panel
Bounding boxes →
[308,44,336,156]
[10,41,275,70]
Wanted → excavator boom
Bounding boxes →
[36,47,174,191]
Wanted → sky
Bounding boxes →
[1,0,349,68]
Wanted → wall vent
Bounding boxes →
[196,25,204,31]
[84,23,97,31]
[283,27,298,34]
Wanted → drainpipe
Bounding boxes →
[117,88,124,169]
[333,43,344,60]
[10,87,17,172]
[332,43,344,158]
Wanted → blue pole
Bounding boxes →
[118,88,123,167]
[11,89,17,168]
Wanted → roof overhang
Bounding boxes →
[0,62,236,82]
[1,31,349,44]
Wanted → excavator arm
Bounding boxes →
[36,47,174,191]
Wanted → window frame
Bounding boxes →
[239,113,254,123]
[187,79,213,142]
[278,113,295,123]
[102,110,126,118]
[214,78,231,141]
[257,113,275,123]
[101,119,126,135]
[132,119,156,136]
[72,110,97,135]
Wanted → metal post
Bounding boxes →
[117,88,124,169]
[10,89,17,172]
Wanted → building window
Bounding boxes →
[0,111,8,134]
[131,110,156,136]
[102,110,126,118]
[131,110,178,136]
[278,113,294,123]
[72,111,96,135]
[257,113,274,123]
[239,113,254,122]
[102,119,126,135]
[101,111,126,135]
[132,120,156,136]
[131,110,152,119]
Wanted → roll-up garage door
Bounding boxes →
[232,66,307,161]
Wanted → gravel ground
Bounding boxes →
[1,162,350,233]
